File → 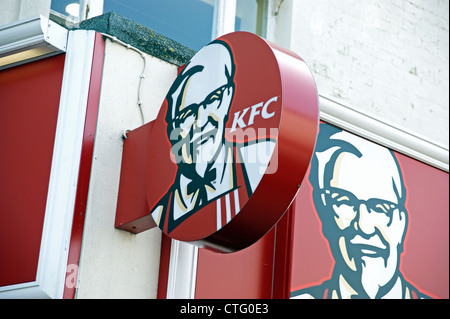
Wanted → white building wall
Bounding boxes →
[75,39,178,298]
[284,0,448,148]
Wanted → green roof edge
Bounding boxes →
[72,11,196,66]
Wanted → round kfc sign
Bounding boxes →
[146,32,318,252]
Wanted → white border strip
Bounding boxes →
[166,240,198,299]
[319,95,449,172]
[0,30,96,299]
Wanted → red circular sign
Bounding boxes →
[146,32,318,252]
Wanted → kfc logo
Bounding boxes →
[141,32,318,252]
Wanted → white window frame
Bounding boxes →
[81,0,104,20]
[0,15,67,70]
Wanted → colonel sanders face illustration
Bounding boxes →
[166,41,235,180]
[309,124,410,298]
[150,35,279,240]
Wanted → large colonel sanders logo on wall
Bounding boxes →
[289,123,449,299]
[145,32,318,252]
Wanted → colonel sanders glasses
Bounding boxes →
[322,187,402,220]
[172,83,234,131]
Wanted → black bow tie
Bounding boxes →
[186,168,217,199]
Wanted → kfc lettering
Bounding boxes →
[230,96,278,132]
[115,32,319,252]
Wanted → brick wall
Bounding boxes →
[290,0,449,147]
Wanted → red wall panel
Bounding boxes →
[0,55,65,286]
